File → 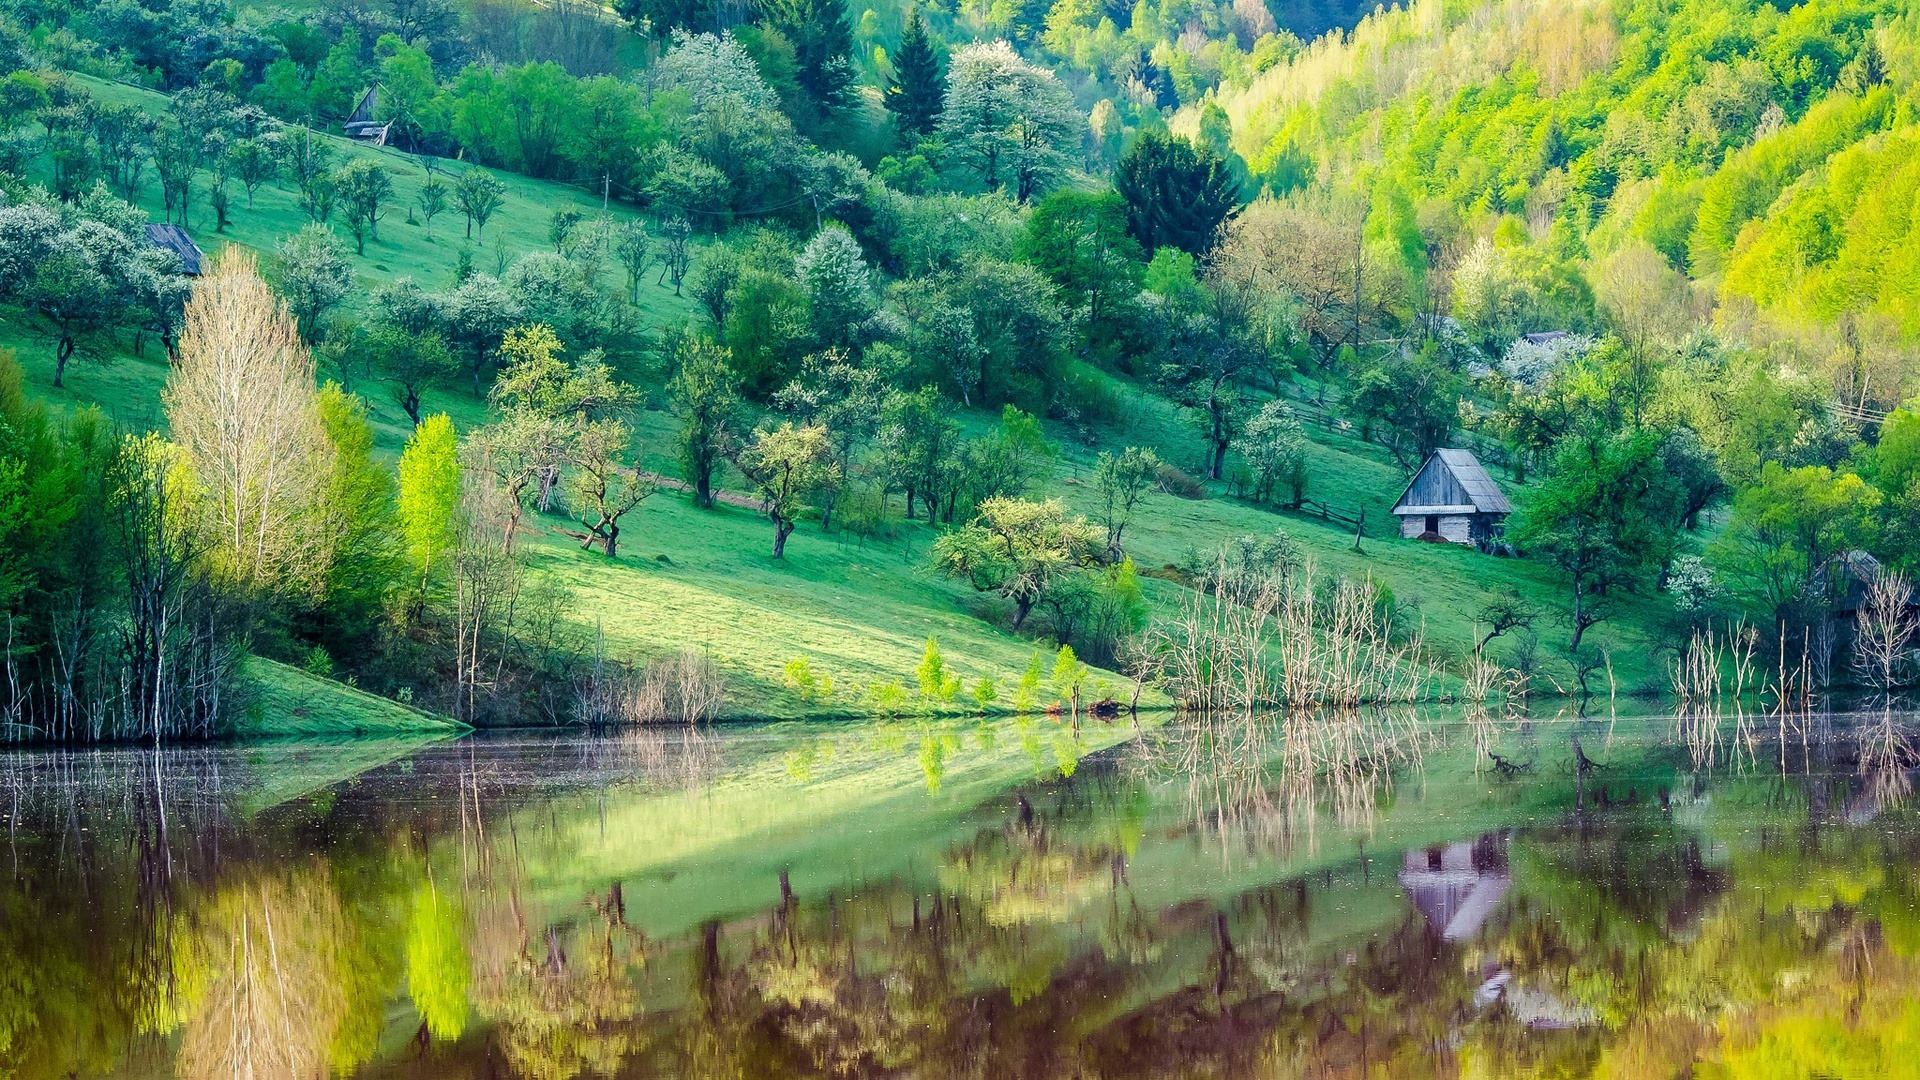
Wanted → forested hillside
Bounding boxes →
[0,0,1912,739]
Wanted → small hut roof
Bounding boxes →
[144,223,203,275]
[1392,448,1512,516]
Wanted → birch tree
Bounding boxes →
[163,249,331,596]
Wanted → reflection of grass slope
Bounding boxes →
[497,718,1139,940]
[483,709,1682,945]
[234,736,457,818]
[239,656,467,737]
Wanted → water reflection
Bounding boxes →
[2,709,1920,1077]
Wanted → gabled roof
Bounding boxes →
[1391,448,1512,516]
[144,223,203,275]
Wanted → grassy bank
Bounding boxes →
[238,656,468,737]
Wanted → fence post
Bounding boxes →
[1353,508,1365,553]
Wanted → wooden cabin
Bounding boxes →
[143,223,204,275]
[345,86,391,145]
[1391,448,1511,548]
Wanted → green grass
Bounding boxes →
[238,656,468,737]
[4,75,1689,720]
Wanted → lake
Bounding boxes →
[3,704,1919,1077]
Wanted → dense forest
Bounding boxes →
[0,0,1915,739]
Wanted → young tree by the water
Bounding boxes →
[1511,431,1678,651]
[885,8,945,141]
[1114,131,1241,257]
[397,413,461,594]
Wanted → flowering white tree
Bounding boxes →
[938,41,1083,202]
[795,224,875,348]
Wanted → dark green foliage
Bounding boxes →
[1017,189,1144,356]
[760,0,855,114]
[1511,431,1679,652]
[885,9,945,141]
[1113,131,1241,257]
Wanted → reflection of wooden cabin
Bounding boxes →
[143,223,203,275]
[1397,836,1509,940]
[345,86,391,145]
[1391,449,1512,548]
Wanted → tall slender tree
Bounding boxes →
[886,9,946,141]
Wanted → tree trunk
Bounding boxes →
[53,338,74,388]
[772,519,792,559]
[604,520,619,559]
[1012,597,1031,630]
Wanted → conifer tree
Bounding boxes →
[1113,130,1242,257]
[886,8,946,141]
[761,0,855,112]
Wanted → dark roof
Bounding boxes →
[1522,331,1571,346]
[144,223,204,275]
[1391,448,1512,516]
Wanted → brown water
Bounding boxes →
[2,707,1918,1078]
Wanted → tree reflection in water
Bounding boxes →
[0,712,1918,1077]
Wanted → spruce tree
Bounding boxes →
[886,9,946,141]
[761,0,855,112]
[1113,130,1242,257]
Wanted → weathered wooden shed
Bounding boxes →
[345,86,391,145]
[143,223,204,275]
[1391,448,1511,547]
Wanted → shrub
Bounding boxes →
[1155,461,1208,499]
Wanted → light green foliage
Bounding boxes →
[971,676,999,710]
[783,655,834,702]
[933,496,1104,629]
[406,882,470,1043]
[732,422,838,559]
[1711,462,1880,618]
[867,677,909,716]
[396,414,461,588]
[1050,644,1088,707]
[915,637,963,703]
[1013,651,1045,712]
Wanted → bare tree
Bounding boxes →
[1854,570,1915,692]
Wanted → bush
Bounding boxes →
[1155,462,1208,499]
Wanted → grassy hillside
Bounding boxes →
[2,81,1684,722]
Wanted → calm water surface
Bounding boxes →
[4,706,1920,1078]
